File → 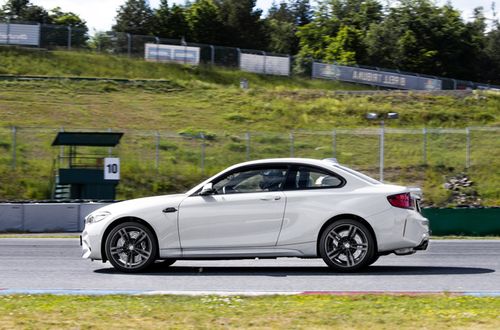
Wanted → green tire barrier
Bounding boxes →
[423,208,500,236]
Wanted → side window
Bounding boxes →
[288,166,343,190]
[212,167,287,194]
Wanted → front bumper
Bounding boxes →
[80,221,108,260]
[81,230,92,259]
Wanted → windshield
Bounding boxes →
[332,164,381,185]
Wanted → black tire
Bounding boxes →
[157,259,176,267]
[105,222,158,273]
[368,254,380,266]
[319,219,376,272]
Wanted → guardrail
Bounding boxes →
[0,202,111,232]
[423,208,500,236]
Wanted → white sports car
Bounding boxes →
[81,158,430,272]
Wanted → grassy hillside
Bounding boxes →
[0,47,499,205]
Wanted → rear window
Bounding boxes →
[333,165,381,185]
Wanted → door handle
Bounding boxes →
[163,207,178,213]
[260,195,281,201]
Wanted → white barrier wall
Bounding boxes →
[240,53,290,76]
[145,43,200,65]
[0,203,111,232]
[0,23,40,46]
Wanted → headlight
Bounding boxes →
[85,211,111,224]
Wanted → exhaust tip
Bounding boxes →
[394,248,416,256]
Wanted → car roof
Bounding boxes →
[226,158,333,168]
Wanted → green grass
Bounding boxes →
[0,47,361,91]
[0,47,499,205]
[0,294,499,329]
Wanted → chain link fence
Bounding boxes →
[2,125,498,177]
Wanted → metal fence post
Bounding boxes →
[290,131,295,157]
[236,48,241,68]
[332,129,337,158]
[67,26,72,50]
[245,132,251,161]
[466,127,471,168]
[422,127,427,165]
[38,23,42,48]
[6,19,11,45]
[59,127,64,168]
[210,45,215,65]
[126,33,131,57]
[107,128,112,156]
[379,121,385,182]
[11,126,16,169]
[262,51,267,74]
[155,36,160,62]
[200,133,206,175]
[155,131,160,171]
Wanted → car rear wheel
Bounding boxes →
[105,222,158,273]
[319,219,376,272]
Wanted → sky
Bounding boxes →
[0,0,496,33]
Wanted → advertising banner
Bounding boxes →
[145,43,200,65]
[0,23,40,46]
[312,62,442,90]
[240,53,290,76]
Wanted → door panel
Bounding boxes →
[178,192,286,249]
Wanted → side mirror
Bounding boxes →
[200,183,214,196]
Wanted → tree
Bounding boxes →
[265,0,311,54]
[291,0,312,26]
[295,0,381,68]
[363,0,482,79]
[265,1,296,53]
[153,0,171,37]
[215,0,268,49]
[166,4,190,39]
[186,0,224,44]
[113,0,154,35]
[324,25,363,64]
[484,24,500,83]
[49,7,88,47]
[1,0,50,23]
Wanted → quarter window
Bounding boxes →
[212,167,287,194]
[287,166,344,190]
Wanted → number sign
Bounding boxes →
[104,158,120,180]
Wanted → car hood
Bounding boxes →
[93,194,187,216]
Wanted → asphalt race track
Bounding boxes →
[1,238,499,294]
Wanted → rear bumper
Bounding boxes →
[403,211,430,247]
[368,208,430,253]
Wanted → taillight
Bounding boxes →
[387,192,413,209]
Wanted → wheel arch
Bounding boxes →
[100,216,160,263]
[316,214,378,256]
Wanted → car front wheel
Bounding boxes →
[319,219,376,272]
[105,222,158,273]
